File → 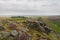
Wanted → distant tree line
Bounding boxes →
[11,16,26,18]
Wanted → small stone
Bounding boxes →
[10,30,18,37]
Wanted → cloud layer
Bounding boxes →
[0,0,60,16]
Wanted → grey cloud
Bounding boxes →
[0,0,60,16]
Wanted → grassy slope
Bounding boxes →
[42,16,60,34]
[42,17,60,40]
[49,21,60,34]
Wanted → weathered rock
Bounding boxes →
[44,26,52,35]
[8,23,17,30]
[8,36,14,40]
[10,30,18,37]
[0,25,5,31]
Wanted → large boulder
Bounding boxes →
[8,23,17,30]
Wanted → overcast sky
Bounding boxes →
[0,0,60,16]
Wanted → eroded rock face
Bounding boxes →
[25,20,52,35]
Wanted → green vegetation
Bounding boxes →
[49,21,60,34]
